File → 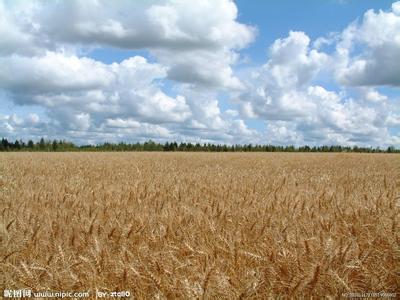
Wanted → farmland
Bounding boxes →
[0,152,399,298]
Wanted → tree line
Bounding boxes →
[0,137,398,153]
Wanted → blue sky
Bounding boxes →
[0,0,399,146]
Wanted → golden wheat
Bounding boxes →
[0,152,399,298]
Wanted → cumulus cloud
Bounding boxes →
[156,49,244,89]
[0,112,50,140]
[31,0,254,50]
[0,52,114,94]
[0,50,253,144]
[239,31,328,121]
[237,30,397,146]
[0,0,255,89]
[168,87,260,143]
[2,54,193,132]
[0,1,42,56]
[0,0,260,144]
[335,1,400,86]
[0,0,398,146]
[358,88,388,103]
[267,31,328,88]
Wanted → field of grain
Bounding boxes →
[0,153,399,298]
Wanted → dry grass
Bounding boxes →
[0,152,399,298]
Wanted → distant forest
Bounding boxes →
[0,137,399,153]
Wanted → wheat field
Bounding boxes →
[0,152,399,298]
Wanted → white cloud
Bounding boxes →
[0,0,398,146]
[239,31,328,121]
[0,49,254,144]
[156,49,244,89]
[105,118,141,129]
[335,1,400,86]
[28,113,40,124]
[0,1,41,56]
[0,52,114,94]
[0,112,49,140]
[386,114,400,127]
[30,0,254,50]
[0,0,255,89]
[267,31,328,88]
[0,53,193,134]
[0,0,260,144]
[238,30,397,146]
[359,88,388,103]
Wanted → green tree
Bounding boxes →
[52,140,58,151]
[27,140,34,149]
[39,138,46,150]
